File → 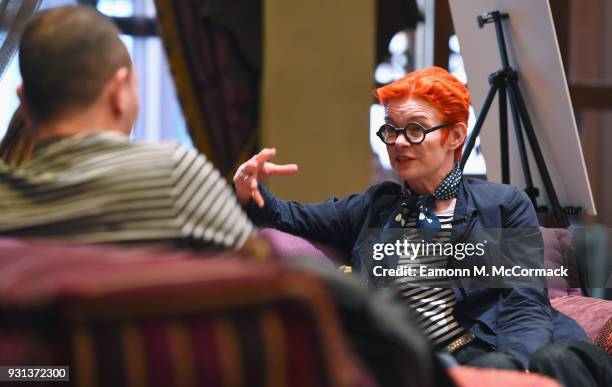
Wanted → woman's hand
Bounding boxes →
[233,148,298,208]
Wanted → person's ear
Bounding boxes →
[16,84,33,125]
[448,122,467,152]
[16,84,24,103]
[108,67,131,116]
[446,122,467,162]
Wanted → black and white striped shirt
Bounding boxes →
[0,132,253,249]
[393,204,466,349]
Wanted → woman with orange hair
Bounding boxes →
[233,67,611,386]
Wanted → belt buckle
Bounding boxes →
[445,332,476,353]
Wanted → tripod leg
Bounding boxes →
[499,83,510,184]
[508,79,569,227]
[461,82,498,170]
[507,84,537,207]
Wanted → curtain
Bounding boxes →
[155,0,261,178]
[0,0,41,79]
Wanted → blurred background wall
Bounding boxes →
[260,0,375,202]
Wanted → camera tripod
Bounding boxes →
[460,11,576,227]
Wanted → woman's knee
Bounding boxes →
[529,339,601,370]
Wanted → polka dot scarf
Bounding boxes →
[393,162,463,240]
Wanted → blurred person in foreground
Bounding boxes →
[0,106,34,166]
[0,5,252,249]
[0,8,451,387]
[234,67,611,386]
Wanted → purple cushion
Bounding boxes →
[540,227,582,299]
[257,228,347,266]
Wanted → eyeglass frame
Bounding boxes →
[376,121,450,145]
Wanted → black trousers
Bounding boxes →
[452,339,612,387]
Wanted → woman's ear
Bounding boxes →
[448,122,467,162]
[448,122,467,151]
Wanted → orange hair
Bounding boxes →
[375,66,471,161]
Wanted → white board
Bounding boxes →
[448,0,596,215]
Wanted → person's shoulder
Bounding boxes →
[126,140,205,166]
[364,180,402,197]
[464,178,530,206]
[61,132,181,157]
[330,181,400,212]
[347,181,402,212]
[88,136,200,172]
[125,138,184,154]
[331,181,400,202]
[465,178,520,196]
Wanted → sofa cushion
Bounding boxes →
[551,295,612,351]
[540,228,581,299]
[258,227,346,265]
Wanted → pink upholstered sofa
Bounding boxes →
[259,227,612,354]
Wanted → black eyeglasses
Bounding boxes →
[376,122,449,145]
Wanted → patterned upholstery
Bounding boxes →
[0,239,375,387]
[596,317,612,355]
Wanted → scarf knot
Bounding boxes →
[391,163,463,240]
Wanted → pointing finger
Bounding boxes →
[264,163,299,176]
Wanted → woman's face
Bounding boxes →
[385,96,456,184]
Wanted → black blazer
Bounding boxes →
[246,178,588,368]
